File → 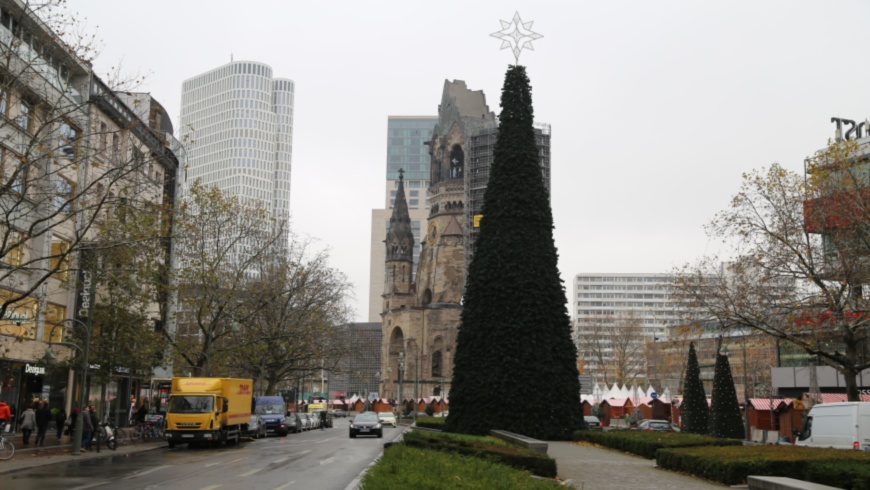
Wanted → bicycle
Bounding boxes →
[0,432,14,460]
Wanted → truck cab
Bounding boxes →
[164,378,252,448]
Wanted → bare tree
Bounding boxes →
[576,311,646,386]
[226,240,354,395]
[168,182,287,376]
[673,139,870,401]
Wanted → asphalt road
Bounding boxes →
[5,418,403,490]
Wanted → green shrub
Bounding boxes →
[403,429,557,477]
[656,445,870,488]
[573,429,741,459]
[415,416,445,430]
[360,444,563,489]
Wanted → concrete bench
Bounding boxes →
[748,476,842,490]
[490,430,548,454]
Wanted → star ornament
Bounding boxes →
[490,12,543,64]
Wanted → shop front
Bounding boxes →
[0,359,70,430]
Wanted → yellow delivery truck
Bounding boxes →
[164,377,253,448]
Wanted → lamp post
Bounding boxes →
[43,318,91,456]
[397,352,405,416]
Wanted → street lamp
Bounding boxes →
[43,318,91,456]
[397,352,405,416]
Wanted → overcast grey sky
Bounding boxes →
[73,0,870,321]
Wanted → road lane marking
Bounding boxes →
[206,457,245,468]
[274,482,295,490]
[239,468,262,477]
[124,465,169,479]
[199,486,222,490]
[70,483,111,490]
[319,457,335,466]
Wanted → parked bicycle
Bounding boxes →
[0,432,14,460]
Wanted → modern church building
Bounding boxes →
[179,60,294,219]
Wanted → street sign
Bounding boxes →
[651,392,658,399]
[369,392,378,402]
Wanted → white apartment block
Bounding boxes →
[574,273,679,337]
[574,273,682,385]
[179,61,293,220]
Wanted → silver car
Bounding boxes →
[298,413,312,431]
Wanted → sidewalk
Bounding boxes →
[548,441,726,489]
[0,435,164,476]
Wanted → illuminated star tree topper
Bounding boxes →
[490,12,543,64]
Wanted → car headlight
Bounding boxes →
[375,423,382,429]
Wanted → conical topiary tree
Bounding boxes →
[709,353,745,439]
[681,342,709,434]
[445,65,583,440]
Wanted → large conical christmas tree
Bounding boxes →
[681,342,709,434]
[445,65,583,440]
[709,353,746,439]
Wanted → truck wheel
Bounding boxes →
[168,441,176,449]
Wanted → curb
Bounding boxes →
[343,425,409,490]
[0,442,165,476]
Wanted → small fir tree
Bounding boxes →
[681,342,709,434]
[445,65,583,439]
[709,353,746,439]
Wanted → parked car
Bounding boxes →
[298,413,312,431]
[349,411,383,438]
[308,412,320,429]
[633,420,675,432]
[279,413,299,435]
[584,415,603,430]
[377,411,397,428]
[247,415,267,438]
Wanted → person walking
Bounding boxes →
[80,406,94,451]
[35,401,51,446]
[319,410,326,430]
[19,404,36,445]
[55,407,67,441]
[87,405,99,450]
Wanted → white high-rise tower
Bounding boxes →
[180,60,294,219]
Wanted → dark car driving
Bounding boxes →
[349,411,383,438]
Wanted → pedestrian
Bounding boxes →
[0,400,11,433]
[87,405,99,449]
[319,410,326,430]
[35,401,51,446]
[136,401,148,425]
[55,407,67,440]
[80,406,94,451]
[19,404,36,445]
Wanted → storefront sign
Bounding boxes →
[831,117,870,141]
[24,364,45,375]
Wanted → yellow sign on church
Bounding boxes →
[473,214,483,228]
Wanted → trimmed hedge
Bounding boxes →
[403,429,557,477]
[360,444,563,489]
[414,416,446,430]
[656,445,870,489]
[573,429,741,459]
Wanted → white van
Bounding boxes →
[795,402,870,450]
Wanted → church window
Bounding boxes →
[432,350,442,377]
[449,145,464,179]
